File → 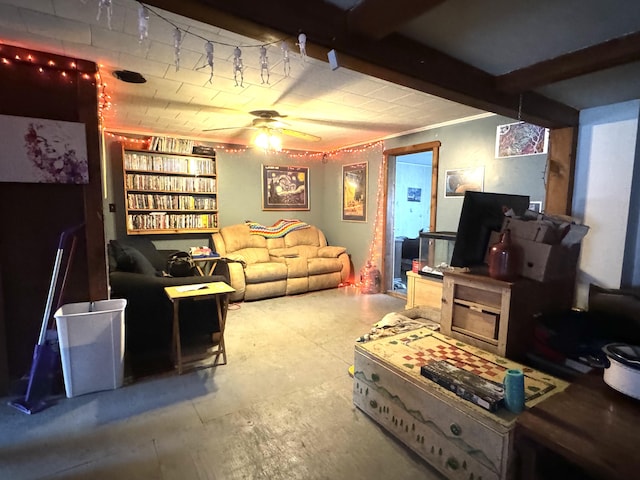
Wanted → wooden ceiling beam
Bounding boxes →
[496,31,640,94]
[143,0,578,128]
[347,0,446,39]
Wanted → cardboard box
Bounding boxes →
[518,238,580,282]
[486,231,580,282]
[501,217,561,244]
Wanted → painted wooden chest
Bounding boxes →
[353,329,566,480]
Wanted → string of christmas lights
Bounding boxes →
[0,44,96,79]
[0,42,105,124]
[103,131,384,163]
[368,144,386,269]
[96,67,112,128]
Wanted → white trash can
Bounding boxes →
[54,299,127,398]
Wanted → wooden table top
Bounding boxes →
[164,281,235,300]
[516,371,640,480]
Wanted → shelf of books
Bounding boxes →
[121,146,219,235]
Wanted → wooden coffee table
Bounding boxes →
[164,282,235,374]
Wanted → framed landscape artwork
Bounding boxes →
[262,165,309,210]
[342,162,367,222]
[445,167,484,197]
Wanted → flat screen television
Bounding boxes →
[450,191,530,268]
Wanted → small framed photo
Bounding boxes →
[445,167,484,197]
[262,165,309,210]
[529,201,543,213]
[407,187,421,202]
[342,161,367,222]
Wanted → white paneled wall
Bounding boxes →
[573,100,640,308]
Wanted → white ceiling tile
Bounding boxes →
[21,8,91,44]
[116,52,168,78]
[90,24,141,52]
[321,90,371,107]
[144,40,202,71]
[52,0,126,31]
[4,0,54,13]
[1,27,66,55]
[174,83,216,103]
[62,41,120,67]
[0,4,25,30]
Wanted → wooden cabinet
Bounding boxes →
[119,146,218,235]
[405,271,443,311]
[441,271,573,359]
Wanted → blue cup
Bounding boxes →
[503,369,525,413]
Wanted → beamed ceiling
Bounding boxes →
[1,0,640,151]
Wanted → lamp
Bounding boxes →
[254,129,282,152]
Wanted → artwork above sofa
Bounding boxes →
[212,221,351,301]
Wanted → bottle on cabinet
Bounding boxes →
[488,229,521,281]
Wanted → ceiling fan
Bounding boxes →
[203,110,322,142]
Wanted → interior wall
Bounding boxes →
[104,138,382,276]
[320,145,384,278]
[385,115,548,232]
[572,99,640,307]
[0,46,107,388]
[104,115,551,282]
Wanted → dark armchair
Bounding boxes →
[107,238,230,369]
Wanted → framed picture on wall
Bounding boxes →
[262,165,309,210]
[407,187,422,202]
[495,121,549,158]
[0,114,88,184]
[529,201,543,213]
[342,162,367,222]
[445,167,484,197]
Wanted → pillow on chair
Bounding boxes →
[110,240,159,276]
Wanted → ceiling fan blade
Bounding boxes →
[280,128,321,142]
[202,126,255,132]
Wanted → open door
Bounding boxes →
[383,141,441,297]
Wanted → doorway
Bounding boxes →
[383,142,441,296]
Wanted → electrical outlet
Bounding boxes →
[109,203,116,212]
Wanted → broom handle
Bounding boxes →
[37,225,84,345]
[37,248,64,346]
[55,235,78,313]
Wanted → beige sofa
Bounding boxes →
[212,223,351,301]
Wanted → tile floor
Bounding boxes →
[0,288,445,480]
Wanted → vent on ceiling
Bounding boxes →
[112,70,146,84]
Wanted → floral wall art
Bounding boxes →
[0,114,88,184]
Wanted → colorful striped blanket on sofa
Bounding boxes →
[247,219,310,238]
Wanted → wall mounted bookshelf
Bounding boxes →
[118,145,218,235]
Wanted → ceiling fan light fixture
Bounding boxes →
[255,129,282,152]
